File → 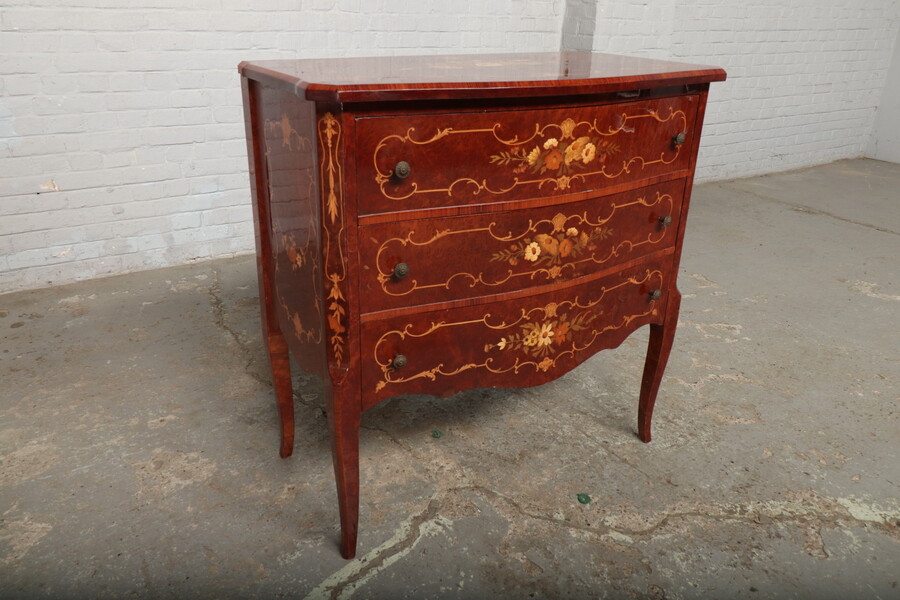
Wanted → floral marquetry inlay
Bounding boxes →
[372,105,687,199]
[484,302,598,360]
[491,220,614,275]
[262,110,321,349]
[372,191,674,299]
[372,269,664,392]
[318,112,347,368]
[489,117,621,178]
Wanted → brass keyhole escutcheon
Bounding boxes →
[392,354,407,370]
[394,161,411,179]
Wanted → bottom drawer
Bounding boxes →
[361,256,672,406]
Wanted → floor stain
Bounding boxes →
[132,448,217,497]
[0,514,53,566]
[0,442,57,486]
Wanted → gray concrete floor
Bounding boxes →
[2,158,899,599]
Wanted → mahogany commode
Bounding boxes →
[238,52,726,559]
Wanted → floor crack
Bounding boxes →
[207,267,269,389]
[727,184,900,237]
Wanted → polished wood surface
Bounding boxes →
[239,52,726,102]
[358,179,684,313]
[239,52,725,559]
[357,95,698,214]
[361,255,670,408]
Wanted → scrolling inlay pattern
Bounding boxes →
[373,108,686,199]
[319,112,346,367]
[374,192,673,294]
[373,269,663,392]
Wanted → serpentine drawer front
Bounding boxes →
[239,52,726,559]
[360,255,669,408]
[357,95,699,216]
[358,179,684,313]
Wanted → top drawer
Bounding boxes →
[356,95,699,216]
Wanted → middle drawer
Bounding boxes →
[358,179,684,313]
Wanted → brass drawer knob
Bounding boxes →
[659,215,673,228]
[394,161,411,179]
[673,132,687,147]
[649,289,662,301]
[393,262,409,279]
[392,354,407,370]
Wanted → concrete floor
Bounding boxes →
[1,158,898,599]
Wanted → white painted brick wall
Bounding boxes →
[867,26,900,161]
[591,0,900,182]
[2,0,898,293]
[0,0,564,293]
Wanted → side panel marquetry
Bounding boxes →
[360,256,669,407]
[358,179,684,313]
[356,95,699,215]
[257,86,325,374]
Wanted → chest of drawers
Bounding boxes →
[239,52,725,558]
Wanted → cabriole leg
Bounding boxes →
[265,332,295,458]
[638,288,682,443]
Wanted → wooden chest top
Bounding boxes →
[239,51,726,103]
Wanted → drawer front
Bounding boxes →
[358,179,684,313]
[361,257,669,406]
[356,95,698,215]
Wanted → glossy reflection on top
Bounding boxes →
[242,52,726,88]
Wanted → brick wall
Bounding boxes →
[0,0,564,293]
[867,25,900,162]
[2,0,898,293]
[590,0,900,181]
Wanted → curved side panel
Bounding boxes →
[257,85,326,378]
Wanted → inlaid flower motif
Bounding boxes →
[281,233,307,270]
[536,323,554,346]
[553,321,570,344]
[581,143,596,164]
[523,242,541,262]
[535,234,559,257]
[489,120,620,178]
[544,302,558,318]
[564,136,590,166]
[490,218,614,276]
[544,149,563,170]
[485,307,598,360]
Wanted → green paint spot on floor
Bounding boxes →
[577,493,591,505]
[431,429,442,439]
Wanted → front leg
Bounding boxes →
[325,384,361,559]
[638,287,681,442]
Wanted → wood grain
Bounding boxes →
[239,52,725,559]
